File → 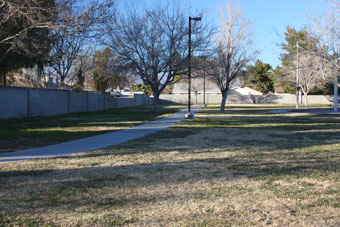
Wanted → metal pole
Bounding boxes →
[296,41,299,109]
[203,64,206,107]
[185,17,201,119]
[188,17,192,114]
[334,59,338,111]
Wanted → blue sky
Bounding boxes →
[133,0,328,68]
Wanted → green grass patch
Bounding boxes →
[0,104,184,153]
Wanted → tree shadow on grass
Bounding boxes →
[52,112,340,161]
[1,149,339,198]
[7,105,340,224]
[0,105,183,153]
[1,129,340,225]
[0,125,139,153]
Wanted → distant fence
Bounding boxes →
[160,93,335,105]
[0,86,153,119]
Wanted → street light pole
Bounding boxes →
[203,59,206,107]
[296,41,299,109]
[185,16,201,119]
[334,58,338,112]
[188,17,192,116]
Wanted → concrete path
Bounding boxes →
[0,106,201,163]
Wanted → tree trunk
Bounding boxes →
[0,70,7,86]
[220,91,228,111]
[304,93,308,106]
[153,89,161,113]
[0,73,3,86]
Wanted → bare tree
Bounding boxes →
[105,2,212,112]
[309,0,340,109]
[68,48,96,90]
[209,0,256,111]
[0,0,54,63]
[283,51,332,106]
[47,0,116,88]
[49,32,83,88]
[0,0,55,85]
[0,0,116,87]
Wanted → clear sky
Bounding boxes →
[132,0,328,68]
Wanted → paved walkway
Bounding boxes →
[0,106,201,163]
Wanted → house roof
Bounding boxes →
[274,86,285,93]
[233,86,263,95]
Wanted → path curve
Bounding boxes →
[0,106,201,163]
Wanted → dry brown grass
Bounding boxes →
[1,104,340,226]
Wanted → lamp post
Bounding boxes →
[185,16,201,119]
[296,41,300,109]
[203,56,207,107]
[334,58,338,112]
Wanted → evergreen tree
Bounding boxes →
[246,60,274,94]
[272,66,295,94]
[280,27,318,67]
[132,83,152,95]
[278,27,331,95]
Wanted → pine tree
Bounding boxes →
[246,60,274,94]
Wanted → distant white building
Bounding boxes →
[231,86,263,95]
[173,77,263,96]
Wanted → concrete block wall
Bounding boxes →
[116,97,127,108]
[29,88,69,117]
[69,91,87,113]
[126,98,135,107]
[254,94,333,105]
[134,94,143,106]
[87,92,105,112]
[308,95,333,104]
[142,94,149,105]
[0,86,153,119]
[105,93,116,110]
[160,94,247,104]
[0,86,28,119]
[160,94,336,105]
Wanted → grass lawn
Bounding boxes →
[0,104,184,153]
[1,104,340,226]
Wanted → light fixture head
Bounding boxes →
[190,17,201,21]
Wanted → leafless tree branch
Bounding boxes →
[105,1,213,112]
[208,0,257,111]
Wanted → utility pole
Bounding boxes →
[185,16,201,119]
[334,58,338,111]
[296,41,300,109]
[203,56,207,107]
